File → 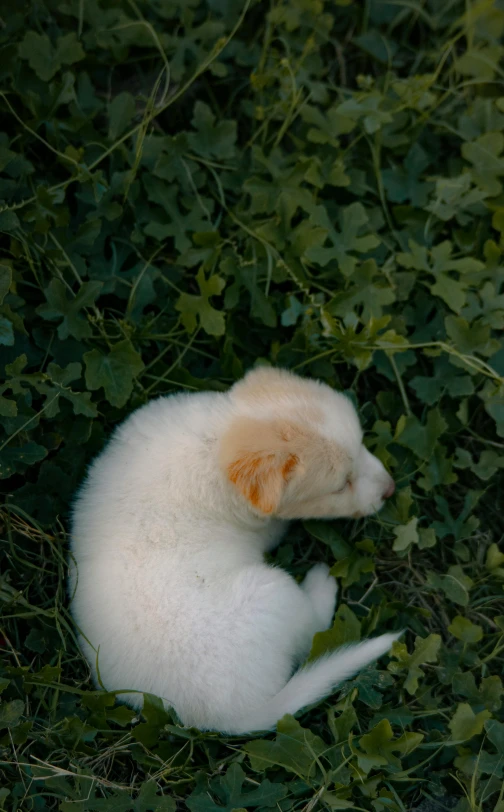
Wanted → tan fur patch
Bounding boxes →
[282,455,298,480]
[227,451,279,513]
[220,398,352,516]
[220,418,303,514]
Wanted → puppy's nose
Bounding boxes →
[383,479,395,499]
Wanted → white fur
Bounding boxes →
[69,367,398,734]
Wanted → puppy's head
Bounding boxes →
[220,367,394,520]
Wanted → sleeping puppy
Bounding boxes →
[69,367,399,734]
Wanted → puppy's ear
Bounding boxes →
[220,417,300,514]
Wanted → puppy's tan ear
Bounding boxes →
[220,417,300,514]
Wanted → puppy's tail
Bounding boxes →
[227,632,401,735]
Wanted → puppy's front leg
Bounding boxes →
[301,563,338,631]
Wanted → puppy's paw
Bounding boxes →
[303,561,332,589]
[302,563,338,629]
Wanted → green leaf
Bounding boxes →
[84,339,144,408]
[18,31,85,81]
[448,616,484,643]
[428,565,474,606]
[244,715,325,777]
[425,173,487,222]
[244,149,316,224]
[327,259,395,321]
[0,442,48,479]
[453,747,503,780]
[25,628,47,654]
[445,315,494,356]
[0,395,17,417]
[388,634,441,695]
[382,143,432,206]
[410,356,475,405]
[0,263,12,304]
[462,132,504,196]
[302,202,380,275]
[335,93,393,134]
[144,180,213,252]
[303,520,352,559]
[395,408,447,460]
[485,719,504,752]
[187,763,286,812]
[418,528,437,549]
[330,707,358,743]
[339,667,394,709]
[357,719,424,774]
[321,793,355,809]
[486,543,504,573]
[133,780,176,812]
[330,549,375,588]
[0,316,14,346]
[392,517,419,553]
[0,211,21,233]
[131,694,170,749]
[449,703,492,742]
[480,381,504,438]
[453,673,503,712]
[432,491,482,541]
[0,699,24,729]
[417,444,458,491]
[455,45,504,81]
[176,267,226,336]
[300,102,355,147]
[309,604,361,660]
[109,92,136,141]
[221,254,277,327]
[397,240,484,314]
[188,101,237,160]
[36,279,103,340]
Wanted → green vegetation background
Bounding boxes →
[1,0,504,809]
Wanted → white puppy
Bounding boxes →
[69,367,398,734]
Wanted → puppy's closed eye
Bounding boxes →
[333,477,351,495]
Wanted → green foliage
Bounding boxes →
[244,714,326,777]
[84,339,145,407]
[309,604,361,660]
[388,634,442,696]
[449,703,492,743]
[1,0,504,810]
[187,762,287,811]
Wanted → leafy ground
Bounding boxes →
[1,0,504,809]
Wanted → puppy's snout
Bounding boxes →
[383,478,395,499]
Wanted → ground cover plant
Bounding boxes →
[1,0,504,809]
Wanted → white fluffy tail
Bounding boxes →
[227,632,401,735]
